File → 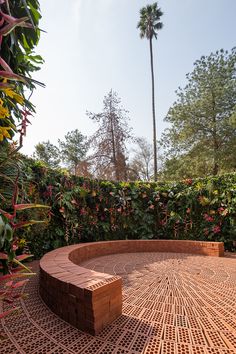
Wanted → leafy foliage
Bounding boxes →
[0,148,49,270]
[0,150,49,319]
[0,0,44,146]
[137,2,163,40]
[0,0,44,320]
[58,129,88,175]
[33,140,61,168]
[0,203,35,319]
[162,48,236,178]
[22,160,236,257]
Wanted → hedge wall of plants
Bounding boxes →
[17,161,236,257]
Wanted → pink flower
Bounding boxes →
[212,225,221,234]
[80,208,87,215]
[204,213,214,222]
[12,244,18,251]
[218,207,228,216]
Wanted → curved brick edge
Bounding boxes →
[40,247,122,336]
[39,240,224,335]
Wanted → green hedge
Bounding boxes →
[20,162,236,257]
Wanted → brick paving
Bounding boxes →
[1,252,236,354]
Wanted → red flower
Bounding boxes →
[184,178,193,186]
[46,185,53,197]
[47,210,54,221]
[212,225,221,234]
[204,213,214,222]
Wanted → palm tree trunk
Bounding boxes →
[212,118,219,175]
[211,91,219,175]
[109,94,119,180]
[149,37,157,181]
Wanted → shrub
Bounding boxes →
[22,161,236,256]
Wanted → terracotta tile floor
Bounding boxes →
[1,252,236,354]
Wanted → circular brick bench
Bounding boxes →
[39,240,224,335]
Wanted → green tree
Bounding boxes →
[33,141,61,168]
[58,130,88,175]
[162,48,236,179]
[137,2,163,181]
[87,90,132,181]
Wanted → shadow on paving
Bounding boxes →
[1,253,236,353]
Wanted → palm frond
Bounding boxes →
[137,2,163,40]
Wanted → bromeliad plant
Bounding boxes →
[0,0,44,320]
[0,212,33,320]
[0,155,49,318]
[0,196,49,275]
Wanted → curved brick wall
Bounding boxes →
[68,240,224,263]
[39,240,224,335]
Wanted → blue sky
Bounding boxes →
[21,0,236,156]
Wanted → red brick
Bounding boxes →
[39,239,224,335]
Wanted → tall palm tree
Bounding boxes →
[137,2,163,181]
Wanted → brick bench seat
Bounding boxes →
[39,240,224,335]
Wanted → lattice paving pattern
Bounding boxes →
[1,253,236,353]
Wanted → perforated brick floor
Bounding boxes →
[1,252,236,354]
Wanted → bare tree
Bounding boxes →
[87,90,132,181]
[129,137,154,181]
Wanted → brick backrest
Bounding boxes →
[68,240,224,263]
[39,240,224,335]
